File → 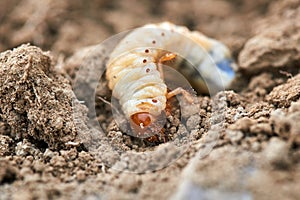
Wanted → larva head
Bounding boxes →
[131,112,152,128]
[130,112,154,137]
[129,112,165,138]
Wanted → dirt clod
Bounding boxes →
[0,44,78,150]
[238,0,300,75]
[267,74,300,107]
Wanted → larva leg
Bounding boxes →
[167,87,194,103]
[159,52,177,63]
[158,53,177,79]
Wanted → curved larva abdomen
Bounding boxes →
[106,22,236,136]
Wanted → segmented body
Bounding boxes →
[106,22,236,136]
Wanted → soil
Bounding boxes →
[1,0,300,199]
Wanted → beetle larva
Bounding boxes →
[106,22,236,138]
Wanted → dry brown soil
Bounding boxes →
[0,0,300,199]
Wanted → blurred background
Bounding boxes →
[0,0,272,57]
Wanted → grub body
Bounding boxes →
[106,22,236,133]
